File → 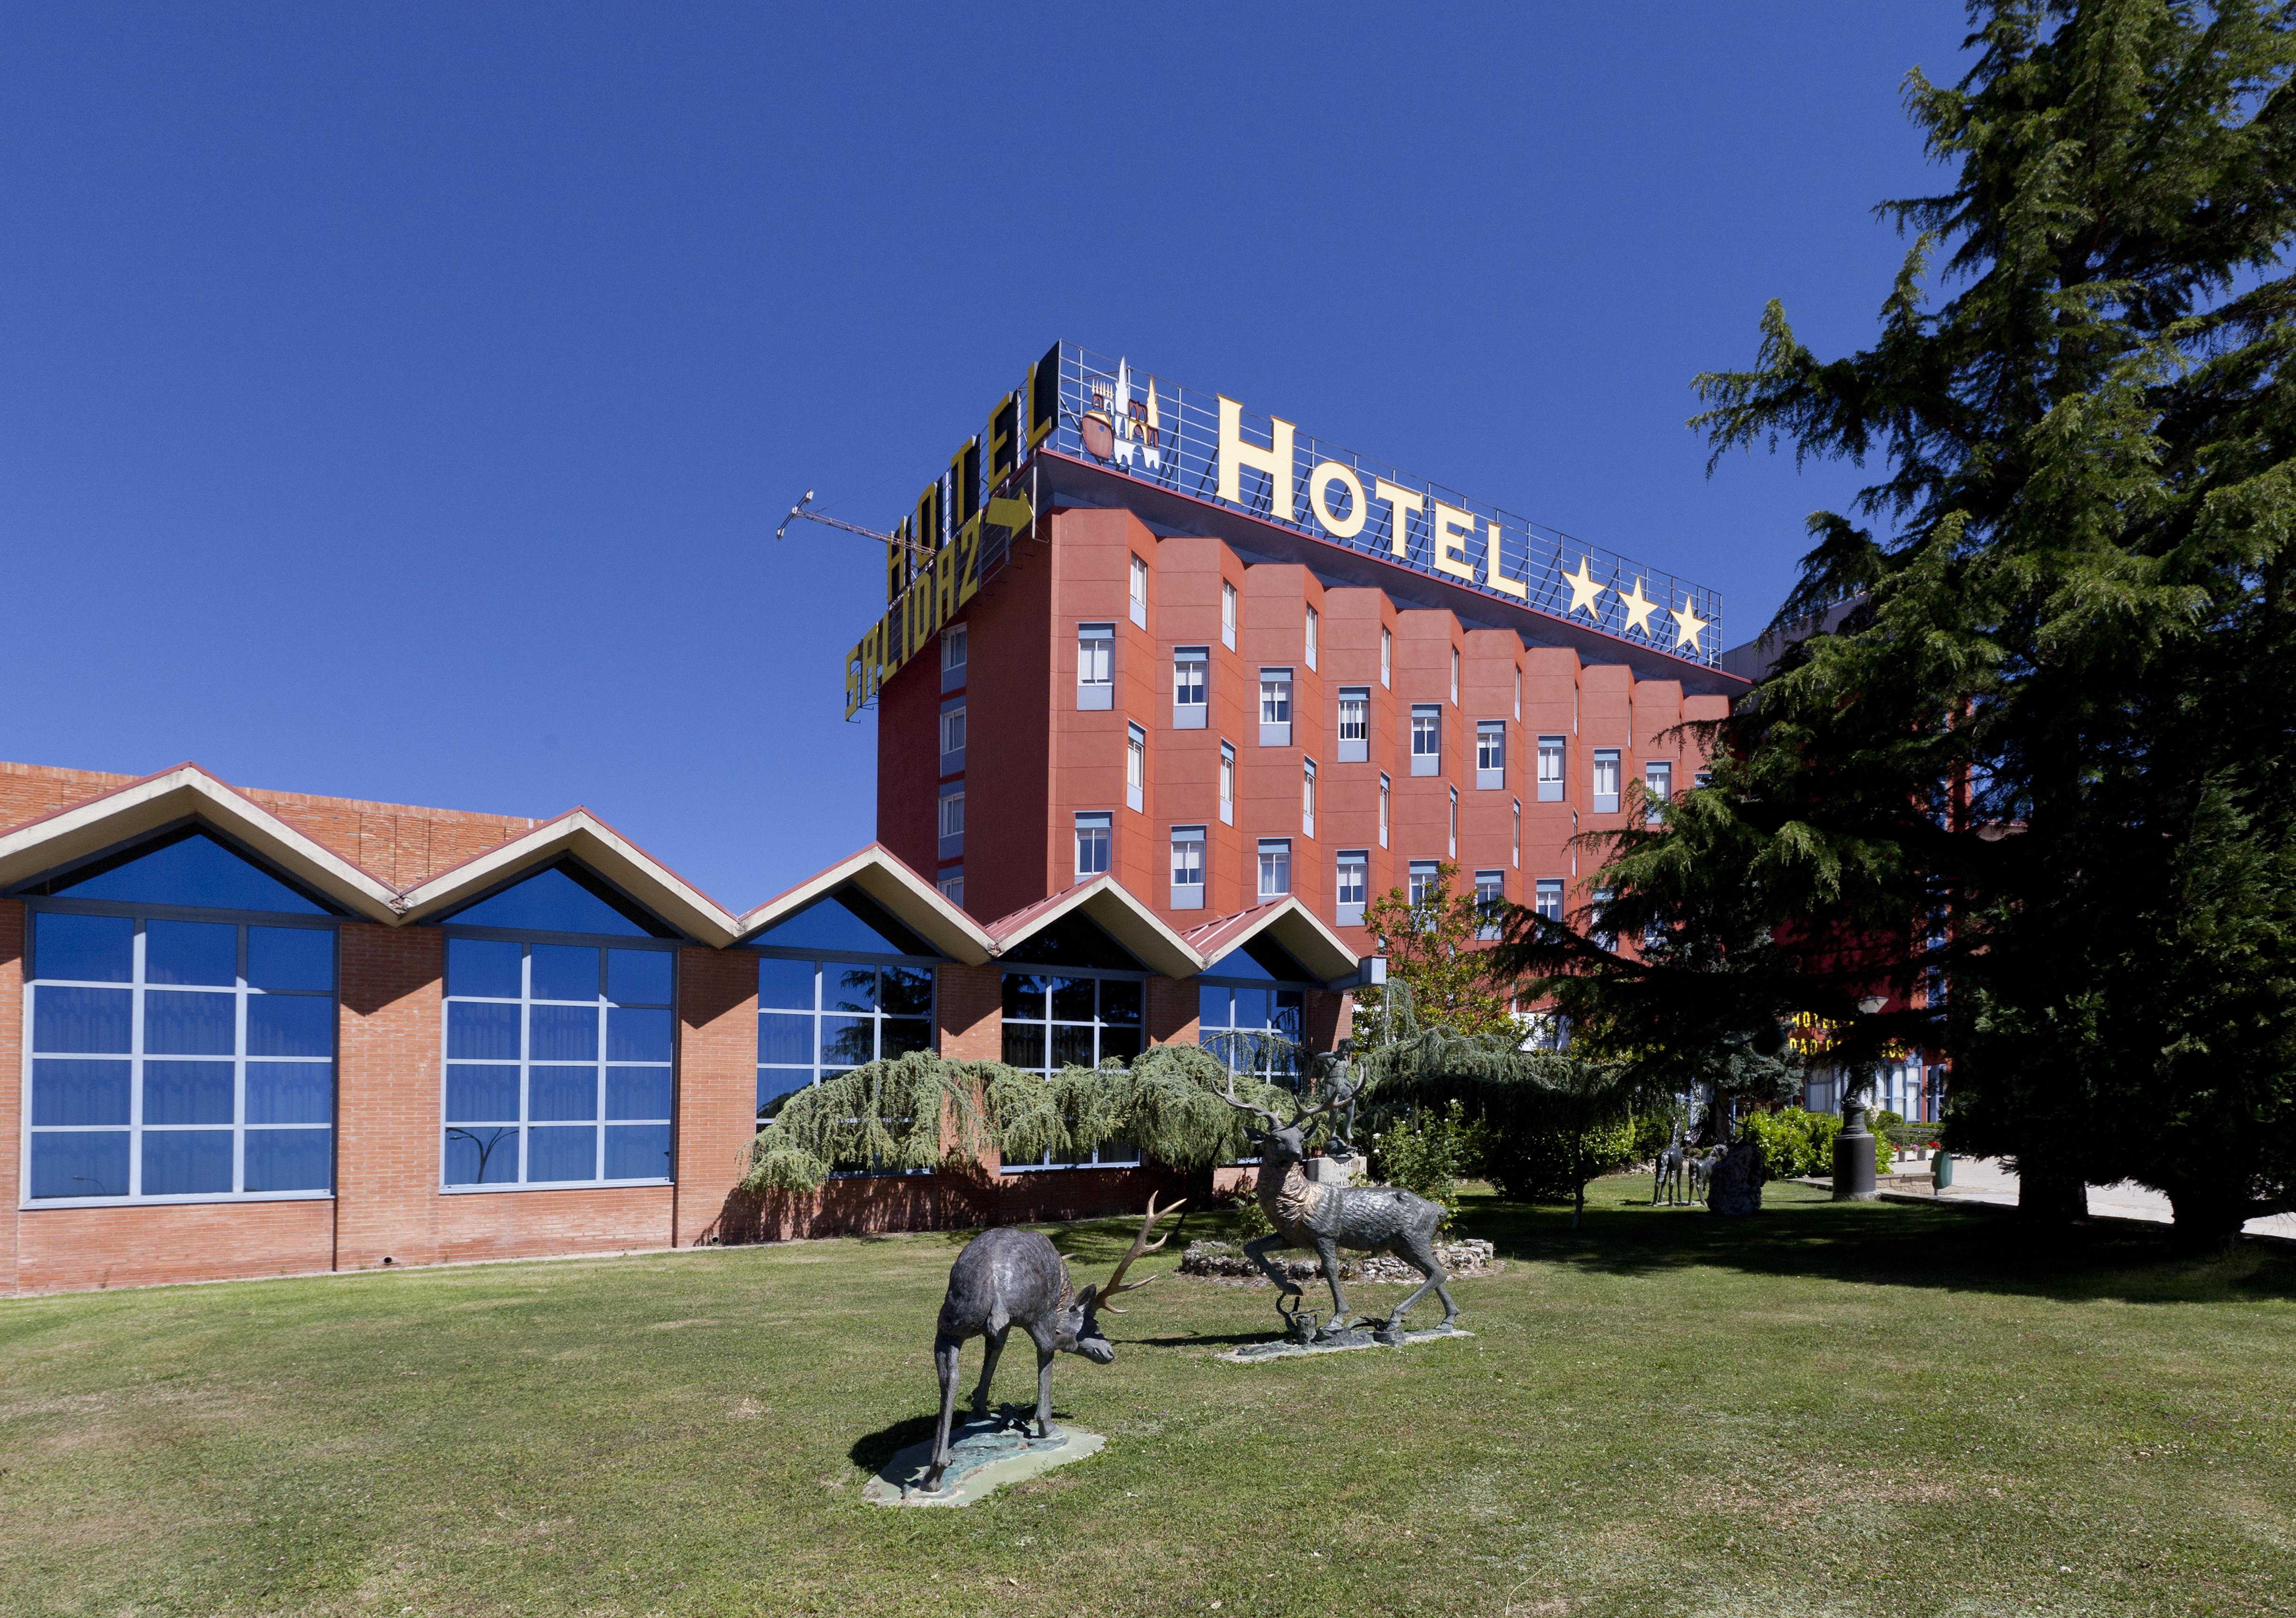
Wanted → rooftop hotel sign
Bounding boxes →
[845,341,1722,716]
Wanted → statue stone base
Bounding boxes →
[1705,1139,1768,1217]
[1217,1326,1472,1364]
[865,1409,1105,1507]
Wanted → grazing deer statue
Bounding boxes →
[1688,1145,1724,1202]
[1653,1124,1689,1206]
[1218,1075,1458,1345]
[922,1194,1183,1494]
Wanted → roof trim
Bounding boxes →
[0,764,403,922]
[1183,897,1359,985]
[735,844,994,964]
[987,876,1205,979]
[395,809,742,945]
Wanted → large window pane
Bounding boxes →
[448,1000,521,1060]
[757,1069,811,1115]
[757,957,815,1011]
[530,945,600,1003]
[247,926,334,992]
[528,1004,598,1061]
[1099,980,1142,1025]
[445,1065,521,1123]
[33,912,131,983]
[1049,978,1094,1021]
[824,966,878,1013]
[1002,973,1048,1019]
[1051,1025,1096,1068]
[1199,985,1230,1029]
[247,1063,333,1125]
[247,995,333,1057]
[528,1125,598,1182]
[880,966,932,1017]
[606,1007,672,1062]
[1002,1023,1046,1069]
[605,1124,671,1181]
[445,1125,520,1185]
[606,1067,672,1120]
[145,990,236,1055]
[143,1130,234,1195]
[529,1066,598,1122]
[35,986,132,1053]
[1099,1026,1144,1063]
[1232,987,1270,1031]
[881,1018,932,1060]
[32,1059,131,1126]
[758,1013,815,1065]
[447,938,522,999]
[244,1129,331,1192]
[145,920,237,986]
[820,1015,873,1068]
[607,949,673,1006]
[144,1061,235,1125]
[30,1131,129,1198]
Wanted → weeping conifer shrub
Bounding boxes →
[740,1043,1296,1193]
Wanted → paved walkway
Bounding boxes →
[1888,1156,2296,1239]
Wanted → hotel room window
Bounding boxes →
[1513,665,1520,720]
[1129,554,1148,628]
[936,868,963,907]
[1409,859,1440,906]
[1536,878,1564,922]
[1075,813,1111,879]
[1410,705,1440,776]
[937,787,964,860]
[1475,870,1505,940]
[1450,647,1460,704]
[941,622,968,693]
[1593,749,1621,813]
[1512,799,1522,867]
[1170,826,1206,910]
[1259,668,1293,747]
[1303,604,1319,670]
[1221,580,1237,649]
[24,844,340,1205]
[1219,742,1236,825]
[1258,839,1292,898]
[1126,725,1146,813]
[1077,623,1114,710]
[1302,759,1317,837]
[1380,626,1391,688]
[1378,773,1391,848]
[1476,721,1505,789]
[1172,647,1208,729]
[1335,851,1368,927]
[1337,687,1369,762]
[1449,787,1458,857]
[939,699,966,774]
[1537,736,1565,802]
[1644,760,1673,825]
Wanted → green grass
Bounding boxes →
[2,1177,2293,1618]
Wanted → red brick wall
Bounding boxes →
[677,946,760,1248]
[937,962,1003,1062]
[334,923,445,1270]
[15,1202,336,1294]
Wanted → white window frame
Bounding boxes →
[1219,741,1236,825]
[1221,580,1238,649]
[1304,604,1319,671]
[1257,838,1292,898]
[1476,721,1505,789]
[938,786,965,859]
[1126,724,1147,814]
[1378,772,1391,849]
[1380,626,1391,688]
[1170,825,1206,910]
[1449,786,1459,857]
[1077,623,1115,710]
[1335,850,1368,927]
[1450,647,1460,705]
[1129,554,1148,628]
[1173,647,1208,729]
[941,622,968,693]
[1259,668,1294,747]
[1075,812,1112,879]
[1337,687,1369,763]
[1410,705,1441,776]
[939,700,966,773]
[1644,760,1673,825]
[1302,758,1317,838]
[1537,735,1566,802]
[1593,748,1621,814]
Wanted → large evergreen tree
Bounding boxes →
[1497,0,2296,1242]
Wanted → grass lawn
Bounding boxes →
[2,1177,2293,1618]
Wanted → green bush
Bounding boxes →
[1368,1100,1477,1229]
[1482,1118,1640,1203]
[1629,1108,1681,1164]
[1740,1107,1894,1179]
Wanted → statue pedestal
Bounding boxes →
[1305,1155,1358,1187]
[863,1412,1105,1507]
[1216,1326,1471,1364]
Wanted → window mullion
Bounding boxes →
[129,920,146,1197]
[234,927,250,1195]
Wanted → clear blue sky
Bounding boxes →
[1,4,1972,910]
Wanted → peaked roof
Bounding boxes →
[395,808,742,945]
[736,845,994,965]
[984,876,1205,979]
[1180,897,1358,983]
[0,764,403,922]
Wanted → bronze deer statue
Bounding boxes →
[1219,1075,1458,1344]
[922,1194,1183,1493]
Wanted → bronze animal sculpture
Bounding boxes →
[1653,1124,1690,1206]
[922,1195,1183,1494]
[1218,1075,1457,1345]
[1688,1145,1724,1202]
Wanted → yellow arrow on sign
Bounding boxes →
[986,495,1034,532]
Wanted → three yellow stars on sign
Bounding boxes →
[1558,557,1707,649]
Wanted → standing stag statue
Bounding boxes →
[922,1195,1183,1494]
[1219,1075,1458,1345]
[1653,1124,1690,1206]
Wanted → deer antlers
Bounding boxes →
[1091,1191,1187,1314]
[1217,1070,1356,1136]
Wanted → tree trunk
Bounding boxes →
[1570,1130,1586,1230]
[2164,1183,2247,1254]
[2012,1147,2087,1227]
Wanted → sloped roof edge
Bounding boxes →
[1187,896,1359,985]
[0,764,403,922]
[988,876,1205,979]
[395,810,742,946]
[735,845,994,965]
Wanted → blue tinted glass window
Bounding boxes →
[757,957,815,1010]
[824,965,879,1013]
[444,1126,520,1185]
[820,1015,873,1068]
[757,1070,810,1115]
[33,913,131,982]
[606,1007,672,1063]
[607,1067,672,1120]
[247,1064,332,1125]
[448,1001,521,1059]
[529,1004,598,1061]
[145,991,236,1055]
[145,920,237,986]
[607,949,673,1006]
[605,1123,671,1181]
[880,966,932,1017]
[53,832,325,914]
[749,894,920,955]
[529,945,599,1002]
[247,927,333,992]
[34,987,132,1053]
[1200,984,1230,1028]
[247,995,332,1058]
[144,1061,235,1125]
[143,1130,234,1196]
[446,866,656,936]
[1232,987,1270,1031]
[447,938,522,999]
[446,1065,521,1123]
[31,1132,129,1198]
[32,1059,130,1126]
[528,1125,598,1181]
[529,1066,597,1122]
[759,1014,814,1064]
[244,1129,331,1192]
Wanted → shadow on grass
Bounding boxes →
[850,1405,1077,1471]
[1459,1181,2296,1307]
